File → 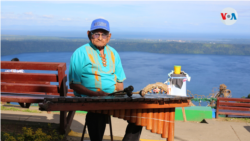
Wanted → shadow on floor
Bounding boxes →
[244,126,250,133]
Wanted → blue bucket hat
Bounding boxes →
[90,18,110,32]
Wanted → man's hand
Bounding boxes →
[95,91,109,96]
[116,82,124,91]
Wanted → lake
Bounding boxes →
[1,51,250,105]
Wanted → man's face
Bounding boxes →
[87,29,111,48]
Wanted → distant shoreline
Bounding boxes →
[2,41,250,56]
[1,35,250,56]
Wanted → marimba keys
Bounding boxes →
[40,94,193,141]
[119,109,125,119]
[157,109,164,134]
[162,108,170,138]
[131,109,137,123]
[114,110,120,117]
[146,109,153,130]
[152,109,159,133]
[136,109,142,126]
[141,109,147,126]
[124,109,131,121]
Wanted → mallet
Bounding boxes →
[110,85,146,97]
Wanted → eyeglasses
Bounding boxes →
[91,32,109,39]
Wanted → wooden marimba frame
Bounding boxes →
[39,94,192,141]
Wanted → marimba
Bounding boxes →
[39,94,192,141]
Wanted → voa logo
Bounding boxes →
[221,7,238,25]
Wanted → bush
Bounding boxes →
[247,94,250,98]
[2,124,64,141]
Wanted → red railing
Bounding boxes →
[216,97,250,118]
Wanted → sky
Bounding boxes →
[1,1,250,39]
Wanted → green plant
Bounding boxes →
[1,106,41,113]
[247,94,250,98]
[2,124,64,141]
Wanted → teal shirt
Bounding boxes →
[69,42,126,97]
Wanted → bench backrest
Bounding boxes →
[1,61,71,96]
[216,97,250,118]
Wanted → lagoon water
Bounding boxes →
[2,52,250,104]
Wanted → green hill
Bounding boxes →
[1,36,250,56]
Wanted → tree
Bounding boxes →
[247,94,250,98]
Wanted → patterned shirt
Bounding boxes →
[5,69,24,73]
[69,42,126,97]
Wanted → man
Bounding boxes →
[69,18,142,141]
[4,58,24,104]
[5,58,24,73]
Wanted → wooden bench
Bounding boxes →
[1,61,75,134]
[216,97,250,118]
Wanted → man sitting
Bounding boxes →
[69,18,142,141]
[5,58,24,73]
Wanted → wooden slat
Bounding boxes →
[162,109,170,138]
[218,97,250,103]
[1,72,58,82]
[1,61,66,70]
[218,112,250,116]
[1,95,44,103]
[136,109,142,126]
[1,83,59,93]
[168,108,175,141]
[3,92,56,95]
[103,110,108,115]
[124,109,131,121]
[217,98,250,119]
[2,92,74,97]
[131,109,137,123]
[218,106,250,111]
[157,108,164,134]
[146,109,153,130]
[219,102,250,107]
[96,110,102,114]
[2,81,50,85]
[119,109,125,119]
[66,93,75,97]
[141,109,147,126]
[151,109,158,133]
[109,110,114,116]
[114,110,120,117]
[68,89,74,92]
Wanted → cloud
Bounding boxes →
[24,12,33,16]
[2,0,250,5]
[188,23,200,26]
[2,1,249,33]
[237,9,250,18]
[42,15,54,19]
[62,18,72,21]
[1,16,6,19]
[97,17,105,19]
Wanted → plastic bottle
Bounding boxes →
[167,81,171,95]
